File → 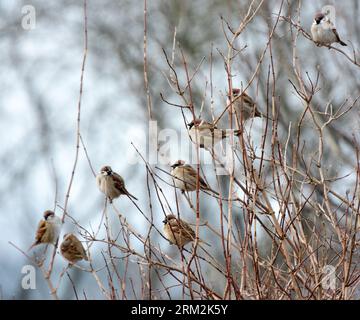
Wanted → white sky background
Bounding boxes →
[0,0,359,299]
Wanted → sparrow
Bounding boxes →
[60,233,88,264]
[29,210,62,250]
[96,165,138,202]
[188,118,242,149]
[163,214,197,247]
[311,12,347,46]
[227,89,262,122]
[170,160,218,194]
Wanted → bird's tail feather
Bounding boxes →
[339,40,347,46]
[127,192,138,201]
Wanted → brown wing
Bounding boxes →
[113,172,138,200]
[71,241,88,261]
[198,175,210,190]
[112,173,125,192]
[241,93,261,117]
[332,28,341,42]
[35,220,47,243]
[60,239,69,255]
[253,106,262,117]
[61,236,88,261]
[70,236,88,260]
[332,28,347,46]
[183,165,209,190]
[168,219,182,235]
[179,220,195,241]
[240,92,254,106]
[168,218,194,243]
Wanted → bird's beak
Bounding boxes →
[162,219,166,224]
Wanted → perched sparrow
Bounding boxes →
[29,210,61,250]
[311,12,347,46]
[60,233,88,264]
[170,160,217,194]
[96,165,138,202]
[228,89,262,123]
[163,214,196,247]
[188,118,242,149]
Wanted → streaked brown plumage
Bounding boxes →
[188,118,242,149]
[60,233,88,264]
[170,160,217,194]
[29,210,62,251]
[228,89,262,122]
[96,165,138,202]
[163,214,196,247]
